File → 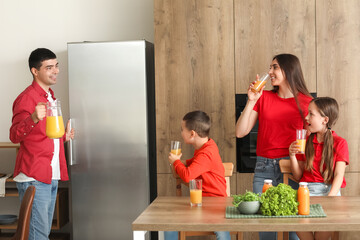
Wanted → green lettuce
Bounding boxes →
[260,183,298,216]
[232,191,261,207]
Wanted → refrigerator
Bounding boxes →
[67,40,157,240]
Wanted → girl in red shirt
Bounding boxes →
[289,97,349,240]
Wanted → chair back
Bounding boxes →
[279,159,297,185]
[223,162,233,196]
[13,186,36,240]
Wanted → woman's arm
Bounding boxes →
[235,100,258,138]
[289,141,305,181]
[328,161,347,196]
[235,78,264,137]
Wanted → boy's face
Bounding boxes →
[181,120,193,144]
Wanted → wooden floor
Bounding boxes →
[0,232,69,240]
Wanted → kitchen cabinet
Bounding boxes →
[0,142,69,233]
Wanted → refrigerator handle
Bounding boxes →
[68,118,74,166]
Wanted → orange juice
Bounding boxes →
[298,182,310,215]
[262,179,273,193]
[251,79,267,93]
[190,189,202,205]
[46,116,65,139]
[297,139,306,153]
[171,149,182,155]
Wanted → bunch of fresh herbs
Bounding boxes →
[232,191,261,207]
[260,183,298,216]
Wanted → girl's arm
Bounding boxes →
[289,141,305,181]
[328,161,347,196]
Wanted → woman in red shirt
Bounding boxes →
[236,54,312,240]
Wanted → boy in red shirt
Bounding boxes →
[165,110,229,240]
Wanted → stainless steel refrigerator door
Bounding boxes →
[68,41,150,240]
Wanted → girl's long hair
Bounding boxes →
[272,54,312,120]
[305,97,339,184]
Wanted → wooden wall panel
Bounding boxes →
[235,0,316,93]
[154,0,236,195]
[157,173,189,197]
[236,173,254,194]
[316,0,360,172]
[342,172,360,196]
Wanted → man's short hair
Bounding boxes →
[28,48,57,71]
[183,111,211,138]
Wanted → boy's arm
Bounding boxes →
[173,152,211,183]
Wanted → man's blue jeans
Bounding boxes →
[16,180,58,240]
[164,231,231,240]
[253,156,299,240]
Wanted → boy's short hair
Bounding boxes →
[28,48,57,71]
[183,111,211,138]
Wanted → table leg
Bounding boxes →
[133,231,146,240]
[277,232,284,240]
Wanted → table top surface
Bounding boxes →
[132,196,360,232]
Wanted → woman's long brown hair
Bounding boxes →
[272,54,312,120]
[304,97,339,184]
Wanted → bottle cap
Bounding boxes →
[264,179,272,184]
[299,182,308,186]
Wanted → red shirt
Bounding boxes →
[9,81,69,184]
[173,139,227,197]
[253,91,312,159]
[298,131,349,187]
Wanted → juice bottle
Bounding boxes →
[262,179,273,193]
[298,182,310,215]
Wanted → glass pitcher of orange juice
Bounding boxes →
[46,100,65,139]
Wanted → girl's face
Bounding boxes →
[268,59,287,87]
[305,102,328,133]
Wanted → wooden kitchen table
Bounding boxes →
[132,196,360,240]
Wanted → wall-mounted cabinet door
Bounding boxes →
[235,0,316,93]
[154,0,236,183]
[316,0,360,173]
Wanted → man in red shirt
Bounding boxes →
[9,48,74,240]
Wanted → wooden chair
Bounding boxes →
[11,186,36,240]
[278,159,339,240]
[174,162,243,240]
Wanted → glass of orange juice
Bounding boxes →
[46,100,65,139]
[189,179,202,207]
[251,73,269,93]
[296,129,307,154]
[170,141,181,155]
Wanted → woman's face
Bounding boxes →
[268,59,286,87]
